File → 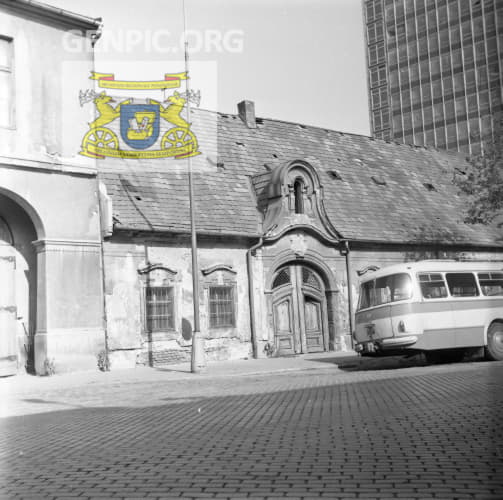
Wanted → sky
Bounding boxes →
[47,0,370,135]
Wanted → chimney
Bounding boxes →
[238,100,256,129]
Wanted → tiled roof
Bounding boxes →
[98,108,502,247]
[99,167,261,237]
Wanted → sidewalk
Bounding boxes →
[0,350,424,397]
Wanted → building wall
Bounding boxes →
[0,166,105,374]
[0,7,95,163]
[0,6,105,374]
[103,236,253,369]
[364,0,502,154]
[104,229,503,368]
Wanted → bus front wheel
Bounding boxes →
[485,322,503,361]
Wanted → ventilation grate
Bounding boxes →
[302,267,322,290]
[272,268,291,289]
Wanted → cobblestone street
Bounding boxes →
[0,355,502,499]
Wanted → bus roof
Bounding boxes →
[357,260,503,283]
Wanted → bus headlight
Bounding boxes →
[398,320,406,333]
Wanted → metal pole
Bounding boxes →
[183,0,204,373]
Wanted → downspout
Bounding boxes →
[246,237,264,359]
[343,240,355,350]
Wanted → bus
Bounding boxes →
[354,260,503,363]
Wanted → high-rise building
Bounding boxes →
[364,0,502,154]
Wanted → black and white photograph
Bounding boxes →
[0,0,502,498]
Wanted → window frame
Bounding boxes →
[208,284,236,329]
[477,272,503,297]
[445,272,480,298]
[418,272,449,300]
[0,35,15,129]
[202,264,238,331]
[357,273,413,311]
[145,285,175,332]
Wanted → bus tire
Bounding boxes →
[485,322,503,361]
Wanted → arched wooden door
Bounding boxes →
[272,264,327,355]
[0,217,17,376]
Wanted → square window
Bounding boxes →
[209,286,235,328]
[146,286,175,332]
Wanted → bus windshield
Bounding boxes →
[358,273,412,310]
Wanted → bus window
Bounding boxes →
[446,273,479,297]
[478,272,503,296]
[392,273,413,301]
[359,280,373,309]
[418,273,448,299]
[358,273,412,310]
[374,276,392,305]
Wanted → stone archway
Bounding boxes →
[0,192,40,375]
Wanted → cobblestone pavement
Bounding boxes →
[0,357,502,499]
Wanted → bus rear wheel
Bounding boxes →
[485,322,503,361]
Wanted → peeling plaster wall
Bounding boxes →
[0,9,95,163]
[103,237,252,368]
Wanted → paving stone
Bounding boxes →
[0,360,502,499]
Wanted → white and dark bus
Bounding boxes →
[354,260,503,363]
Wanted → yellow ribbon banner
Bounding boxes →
[82,144,200,159]
[90,72,188,90]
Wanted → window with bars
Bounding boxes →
[146,286,174,332]
[209,286,235,328]
[0,36,13,128]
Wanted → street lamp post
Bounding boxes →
[183,0,205,373]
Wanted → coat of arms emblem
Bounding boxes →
[79,72,201,159]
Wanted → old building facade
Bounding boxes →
[97,102,503,369]
[0,0,105,375]
[1,1,502,375]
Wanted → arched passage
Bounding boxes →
[0,190,42,375]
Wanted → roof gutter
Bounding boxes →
[338,236,503,250]
[113,226,262,240]
[0,0,102,33]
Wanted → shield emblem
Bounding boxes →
[120,104,160,149]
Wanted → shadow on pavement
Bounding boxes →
[307,354,428,371]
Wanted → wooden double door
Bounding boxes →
[272,264,327,355]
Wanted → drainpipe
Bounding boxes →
[342,240,355,350]
[246,237,263,359]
